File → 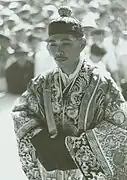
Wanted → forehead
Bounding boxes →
[48,34,76,42]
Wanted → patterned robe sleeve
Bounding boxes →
[12,76,45,180]
[65,77,127,180]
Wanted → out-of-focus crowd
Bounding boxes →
[0,0,127,100]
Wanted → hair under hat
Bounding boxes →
[48,6,84,38]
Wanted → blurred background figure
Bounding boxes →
[118,54,127,100]
[34,40,57,76]
[0,34,10,93]
[117,30,127,100]
[96,11,110,29]
[27,22,57,77]
[5,46,34,94]
[89,43,108,76]
[91,29,107,46]
[90,43,107,65]
[81,21,97,58]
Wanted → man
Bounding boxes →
[118,54,127,100]
[27,24,57,77]
[5,47,34,94]
[90,43,107,64]
[90,26,121,87]
[117,31,127,100]
[0,34,10,92]
[116,0,127,10]
[91,29,106,46]
[0,34,10,76]
[95,11,109,29]
[12,6,127,180]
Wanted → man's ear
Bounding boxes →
[46,42,51,55]
[80,38,86,51]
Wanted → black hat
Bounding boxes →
[48,6,84,38]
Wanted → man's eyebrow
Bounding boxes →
[61,38,72,41]
[47,38,72,42]
[47,39,56,43]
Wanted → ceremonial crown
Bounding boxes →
[48,6,84,38]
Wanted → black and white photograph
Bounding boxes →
[0,0,127,179]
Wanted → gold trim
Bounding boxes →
[84,76,100,131]
[43,76,58,138]
[86,129,113,177]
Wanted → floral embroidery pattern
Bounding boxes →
[65,133,107,180]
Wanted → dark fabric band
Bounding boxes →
[48,21,83,37]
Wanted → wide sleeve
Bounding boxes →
[65,77,127,180]
[11,75,46,180]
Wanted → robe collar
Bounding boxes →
[58,57,84,87]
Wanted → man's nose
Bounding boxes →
[56,45,64,55]
[57,43,64,51]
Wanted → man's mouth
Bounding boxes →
[55,56,67,61]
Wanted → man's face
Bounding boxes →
[99,14,109,25]
[15,52,27,66]
[33,27,46,38]
[0,38,10,49]
[15,30,26,43]
[112,36,119,45]
[112,31,121,45]
[47,34,84,68]
[7,20,15,29]
[92,34,105,43]
[90,54,102,63]
[29,37,41,50]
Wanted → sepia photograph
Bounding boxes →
[0,0,127,179]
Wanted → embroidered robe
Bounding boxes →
[12,61,127,180]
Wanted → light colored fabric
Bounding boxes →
[59,58,84,86]
[92,61,110,77]
[103,36,119,73]
[103,37,127,74]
